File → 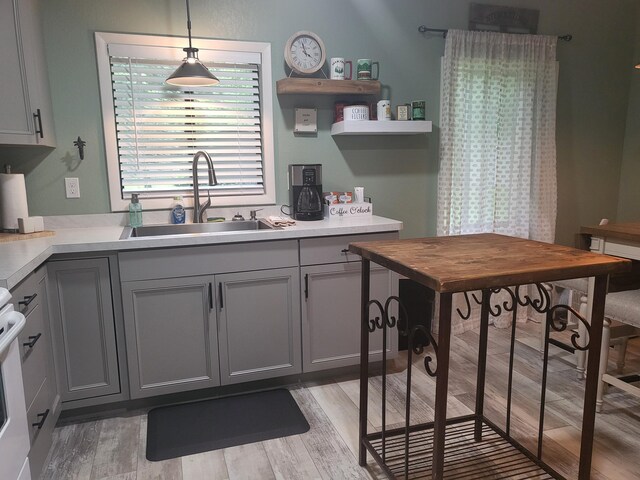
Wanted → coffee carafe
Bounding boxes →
[288,164,323,221]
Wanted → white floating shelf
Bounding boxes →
[331,120,432,136]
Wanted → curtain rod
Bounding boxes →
[418,26,572,42]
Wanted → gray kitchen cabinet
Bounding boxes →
[121,275,220,399]
[0,0,56,146]
[118,240,300,396]
[47,257,121,402]
[217,267,301,385]
[301,262,397,372]
[11,264,61,480]
[300,232,399,372]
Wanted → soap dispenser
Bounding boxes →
[129,194,143,227]
[170,196,186,224]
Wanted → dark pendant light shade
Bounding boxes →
[166,0,219,87]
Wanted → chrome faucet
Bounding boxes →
[191,150,218,223]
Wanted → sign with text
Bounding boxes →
[324,202,373,219]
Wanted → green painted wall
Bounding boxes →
[617,9,640,222]
[13,0,639,242]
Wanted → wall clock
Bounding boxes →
[284,31,326,76]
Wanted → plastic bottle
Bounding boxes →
[128,193,143,227]
[170,196,186,224]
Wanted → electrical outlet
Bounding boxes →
[65,177,80,198]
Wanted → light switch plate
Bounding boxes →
[294,108,318,135]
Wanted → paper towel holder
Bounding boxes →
[73,136,86,160]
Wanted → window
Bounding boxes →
[95,33,275,211]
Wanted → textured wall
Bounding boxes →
[617,9,640,222]
[7,0,638,242]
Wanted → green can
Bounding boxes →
[411,101,426,121]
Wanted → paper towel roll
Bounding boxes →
[0,173,29,231]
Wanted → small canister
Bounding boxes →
[377,100,391,121]
[411,101,426,121]
[396,104,409,121]
[334,102,347,123]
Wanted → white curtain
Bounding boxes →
[436,30,558,333]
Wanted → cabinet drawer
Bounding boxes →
[300,232,399,266]
[119,240,299,281]
[27,376,56,480]
[19,301,49,409]
[26,374,55,445]
[11,266,45,317]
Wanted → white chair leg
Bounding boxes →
[615,337,629,374]
[540,283,554,359]
[575,293,588,380]
[596,318,612,413]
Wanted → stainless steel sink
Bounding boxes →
[120,220,279,239]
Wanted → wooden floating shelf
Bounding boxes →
[276,78,381,95]
[331,120,432,136]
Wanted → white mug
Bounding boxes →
[354,187,364,203]
[330,57,352,80]
[377,100,391,121]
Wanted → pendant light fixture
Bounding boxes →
[166,0,219,86]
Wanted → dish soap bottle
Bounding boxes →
[170,196,186,224]
[129,193,143,227]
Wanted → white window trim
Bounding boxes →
[95,32,275,212]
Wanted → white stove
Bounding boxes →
[0,287,31,480]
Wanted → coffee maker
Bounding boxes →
[288,164,323,221]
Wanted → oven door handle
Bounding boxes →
[0,310,26,357]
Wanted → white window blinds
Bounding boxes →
[108,52,264,199]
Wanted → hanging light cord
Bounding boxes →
[185,0,193,51]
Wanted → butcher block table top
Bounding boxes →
[349,233,631,293]
[581,221,640,243]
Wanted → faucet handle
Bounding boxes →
[249,208,263,221]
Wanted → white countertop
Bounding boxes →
[0,215,402,290]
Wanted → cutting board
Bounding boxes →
[0,231,55,243]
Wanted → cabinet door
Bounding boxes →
[122,275,219,398]
[217,268,301,385]
[0,0,33,140]
[48,258,120,401]
[0,0,55,146]
[302,262,397,372]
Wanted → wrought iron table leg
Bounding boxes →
[432,293,452,479]
[578,274,607,479]
[474,289,491,441]
[359,259,371,466]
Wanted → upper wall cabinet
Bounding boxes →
[0,0,56,147]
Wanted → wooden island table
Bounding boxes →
[349,233,630,480]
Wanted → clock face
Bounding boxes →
[285,31,326,75]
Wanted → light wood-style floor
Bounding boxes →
[43,321,640,480]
